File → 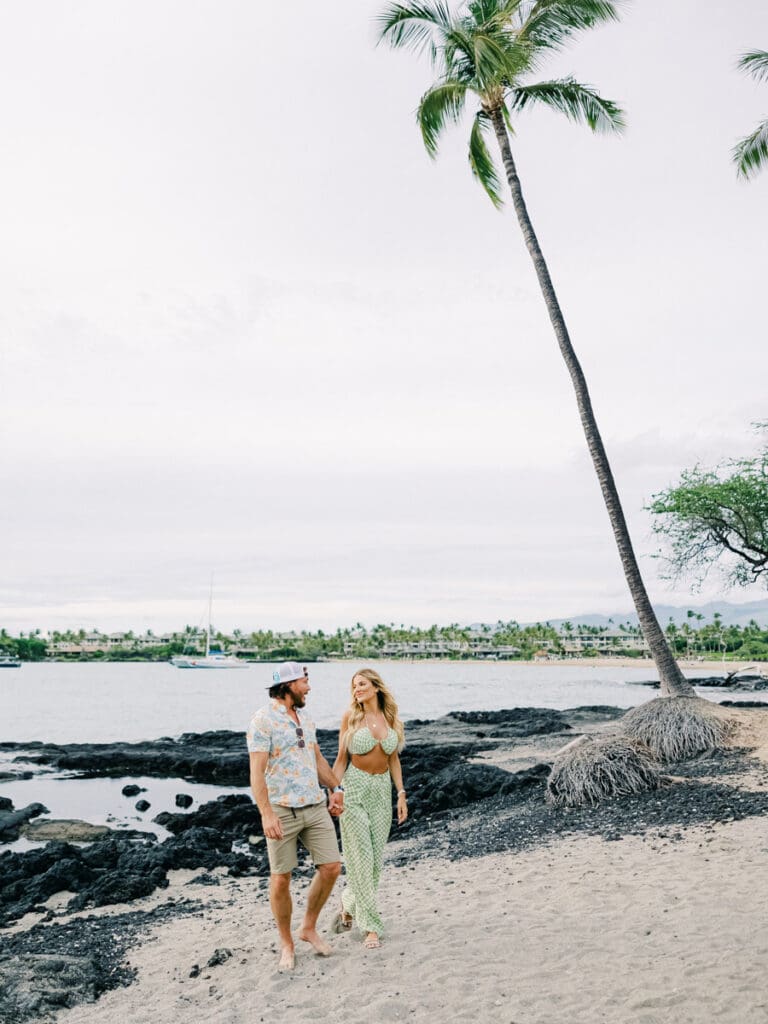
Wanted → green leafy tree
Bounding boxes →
[733,50,768,179]
[649,436,768,589]
[379,0,692,697]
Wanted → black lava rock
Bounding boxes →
[0,903,200,1023]
[449,708,570,736]
[0,802,49,843]
[206,948,232,967]
[154,794,262,842]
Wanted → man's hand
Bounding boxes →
[262,809,284,840]
[328,791,344,817]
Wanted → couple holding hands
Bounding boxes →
[247,662,407,970]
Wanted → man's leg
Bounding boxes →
[298,860,341,955]
[269,871,296,970]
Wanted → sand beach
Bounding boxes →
[52,814,768,1024]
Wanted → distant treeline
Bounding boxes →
[3,613,768,662]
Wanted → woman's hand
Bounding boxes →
[328,790,345,817]
[397,792,408,825]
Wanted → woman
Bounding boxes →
[331,667,407,949]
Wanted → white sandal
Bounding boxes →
[330,910,353,934]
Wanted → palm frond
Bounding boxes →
[737,49,768,83]
[441,22,530,91]
[733,118,768,179]
[468,0,523,30]
[469,111,504,207]
[510,76,625,133]
[377,0,453,57]
[417,79,469,155]
[472,30,527,88]
[518,0,623,55]
[443,25,482,75]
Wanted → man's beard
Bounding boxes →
[289,687,306,708]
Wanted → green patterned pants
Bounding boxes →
[340,763,393,936]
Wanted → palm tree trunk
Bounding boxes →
[488,108,693,698]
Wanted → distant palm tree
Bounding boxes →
[733,50,768,179]
[379,0,693,697]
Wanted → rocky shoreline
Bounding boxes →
[2,704,768,1021]
[634,672,768,690]
[1,708,583,925]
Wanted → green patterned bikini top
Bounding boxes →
[349,725,398,756]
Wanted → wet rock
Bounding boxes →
[0,802,49,843]
[1,733,251,786]
[135,800,151,812]
[175,793,194,808]
[448,708,570,736]
[121,785,144,797]
[0,770,33,782]
[636,676,768,691]
[154,794,262,842]
[20,819,112,843]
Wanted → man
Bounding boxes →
[247,661,345,971]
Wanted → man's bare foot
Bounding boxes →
[298,927,333,956]
[363,932,380,949]
[278,945,296,971]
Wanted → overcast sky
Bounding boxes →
[2,0,767,634]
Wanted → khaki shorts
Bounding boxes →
[266,802,341,875]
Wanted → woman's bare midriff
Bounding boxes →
[350,750,390,775]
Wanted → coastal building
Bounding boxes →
[560,629,649,656]
[378,639,521,659]
[47,631,189,655]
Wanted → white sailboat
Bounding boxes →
[170,586,248,669]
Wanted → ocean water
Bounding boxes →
[0,659,754,745]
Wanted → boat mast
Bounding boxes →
[206,576,213,658]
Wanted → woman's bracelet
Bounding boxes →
[397,789,406,797]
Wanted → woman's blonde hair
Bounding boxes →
[343,667,405,752]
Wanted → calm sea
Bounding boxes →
[0,659,756,744]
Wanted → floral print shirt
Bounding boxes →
[246,699,324,808]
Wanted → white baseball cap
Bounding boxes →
[272,661,307,685]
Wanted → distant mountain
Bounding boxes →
[535,599,768,630]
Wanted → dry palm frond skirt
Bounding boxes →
[547,735,660,807]
[621,696,733,763]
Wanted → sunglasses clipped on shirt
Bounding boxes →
[292,724,305,749]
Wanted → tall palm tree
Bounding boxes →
[379,0,693,697]
[733,49,768,179]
